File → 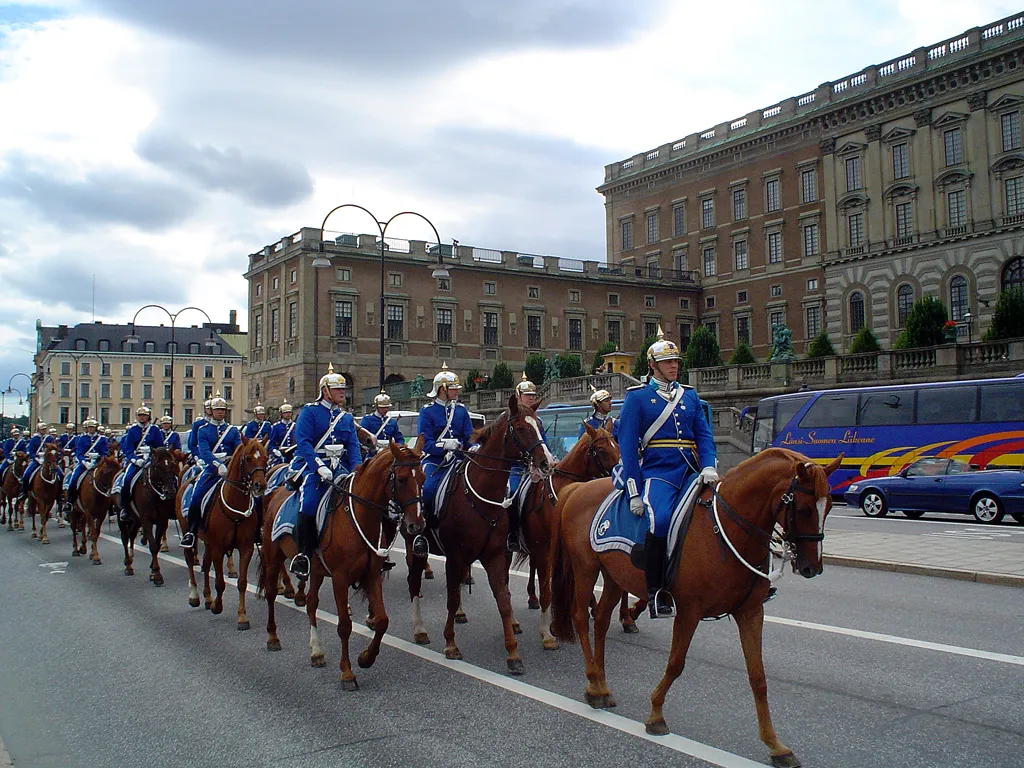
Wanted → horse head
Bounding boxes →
[13,451,28,477]
[148,447,179,499]
[505,395,552,482]
[93,455,120,494]
[771,450,842,579]
[234,436,269,497]
[40,442,60,480]
[385,435,426,537]
[578,423,621,478]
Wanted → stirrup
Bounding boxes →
[763,586,778,604]
[647,588,675,620]
[381,557,396,572]
[411,534,429,557]
[179,532,196,548]
[289,553,311,581]
[118,508,134,522]
[505,532,521,553]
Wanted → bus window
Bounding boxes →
[774,395,812,437]
[857,390,914,426]
[917,386,977,424]
[980,381,1024,422]
[752,405,773,453]
[799,393,858,429]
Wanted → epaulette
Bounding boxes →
[626,384,646,391]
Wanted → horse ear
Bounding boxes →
[824,453,843,477]
[583,422,597,438]
[508,395,519,415]
[240,434,249,446]
[412,434,425,456]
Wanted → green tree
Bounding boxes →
[554,352,583,379]
[848,326,882,354]
[464,368,481,392]
[524,353,547,385]
[902,295,948,348]
[632,336,658,379]
[685,326,721,369]
[983,288,1024,341]
[490,362,514,389]
[806,330,837,358]
[727,341,757,365]
[590,340,617,374]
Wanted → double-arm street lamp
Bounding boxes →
[7,372,34,430]
[1,387,24,436]
[313,204,449,392]
[125,305,217,426]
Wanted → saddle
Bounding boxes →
[422,456,461,523]
[269,482,339,543]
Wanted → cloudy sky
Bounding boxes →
[0,0,1019,414]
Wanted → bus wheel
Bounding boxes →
[972,494,1004,524]
[902,510,925,520]
[860,491,887,518]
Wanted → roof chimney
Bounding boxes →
[229,309,237,326]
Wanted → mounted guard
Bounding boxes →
[505,373,550,552]
[579,386,619,439]
[118,405,166,521]
[0,427,20,479]
[179,395,240,548]
[20,422,58,500]
[65,419,109,513]
[614,326,717,619]
[267,401,296,463]
[243,403,273,443]
[360,391,404,455]
[287,363,362,580]
[417,362,472,482]
[186,399,214,464]
[58,423,76,463]
[159,415,182,452]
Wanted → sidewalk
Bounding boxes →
[823,529,1024,588]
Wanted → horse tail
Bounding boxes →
[549,481,582,644]
[255,549,267,598]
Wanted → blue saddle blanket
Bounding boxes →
[181,480,220,520]
[423,457,460,519]
[590,477,703,556]
[265,464,292,493]
[269,476,346,543]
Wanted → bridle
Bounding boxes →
[144,453,179,501]
[40,448,59,484]
[554,431,616,482]
[222,446,268,497]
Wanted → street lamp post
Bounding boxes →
[7,372,33,430]
[1,387,23,436]
[126,305,217,427]
[314,205,449,393]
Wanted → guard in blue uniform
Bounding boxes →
[360,391,404,455]
[21,422,57,497]
[243,404,273,443]
[186,399,213,463]
[180,396,241,548]
[287,364,362,580]
[119,406,165,520]
[578,387,619,439]
[267,401,296,464]
[417,363,473,480]
[615,327,717,619]
[66,419,109,511]
[506,373,549,551]
[158,416,182,452]
[58,423,76,462]
[0,427,20,478]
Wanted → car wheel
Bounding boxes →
[902,510,925,519]
[971,493,1004,524]
[1012,513,1024,525]
[860,491,888,518]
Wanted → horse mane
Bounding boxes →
[728,447,831,497]
[470,411,506,447]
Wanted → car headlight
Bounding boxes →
[848,484,859,493]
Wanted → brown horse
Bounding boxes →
[1,452,27,531]
[549,448,841,768]
[259,438,426,690]
[118,447,179,585]
[515,423,619,650]
[178,438,268,628]
[406,396,551,674]
[69,455,120,563]
[27,442,62,543]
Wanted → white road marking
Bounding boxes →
[97,533,761,768]
[829,513,1024,533]
[38,561,67,574]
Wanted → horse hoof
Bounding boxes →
[31,533,37,538]
[72,550,81,557]
[92,559,102,566]
[283,589,296,600]
[527,597,540,610]
[124,568,134,576]
[771,752,801,768]
[311,654,326,667]
[267,639,282,652]
[512,622,522,635]
[294,596,306,608]
[424,570,434,580]
[41,539,49,545]
[622,623,639,634]
[542,638,559,651]
[204,602,213,611]
[584,692,616,709]
[644,720,669,736]
[414,632,430,645]
[506,658,524,676]
[237,621,250,631]
[78,546,86,555]
[153,578,163,587]
[340,677,359,692]
[211,605,223,616]
[365,617,377,631]
[58,522,65,529]
[188,597,201,608]
[444,647,463,661]
[357,650,374,669]
[160,544,169,553]
[455,612,467,625]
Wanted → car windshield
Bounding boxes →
[906,458,949,477]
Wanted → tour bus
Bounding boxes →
[750,375,1024,496]
[538,398,713,460]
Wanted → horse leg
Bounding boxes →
[572,557,608,707]
[536,548,558,650]
[226,551,238,579]
[202,546,214,610]
[160,530,169,553]
[264,542,284,651]
[236,543,254,631]
[645,609,701,736]
[120,519,135,576]
[71,511,81,557]
[211,547,226,615]
[620,593,639,634]
[358,564,388,670]
[280,571,296,601]
[527,561,540,610]
[28,498,37,539]
[734,604,798,767]
[331,575,358,690]
[149,520,166,587]
[483,554,524,675]
[184,542,201,607]
[38,499,51,544]
[308,570,326,666]
[590,580,624,708]
[89,511,102,564]
[442,556,466,660]
[407,546,430,645]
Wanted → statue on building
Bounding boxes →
[410,374,426,397]
[770,324,795,362]
[544,355,560,382]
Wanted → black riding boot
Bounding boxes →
[290,514,317,581]
[644,532,674,620]
[506,505,521,553]
[179,506,201,548]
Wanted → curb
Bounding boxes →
[823,554,1024,588]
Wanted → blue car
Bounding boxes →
[844,457,1024,524]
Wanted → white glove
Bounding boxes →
[439,439,461,452]
[317,465,333,482]
[217,463,228,477]
[84,462,95,470]
[272,449,283,460]
[376,439,390,451]
[629,494,645,517]
[699,466,720,485]
[133,457,146,467]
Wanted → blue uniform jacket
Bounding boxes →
[75,433,109,463]
[267,419,296,457]
[290,400,362,476]
[2,438,14,457]
[58,433,74,452]
[194,421,241,469]
[187,417,208,456]
[330,412,363,474]
[616,381,716,496]
[161,430,182,452]
[121,423,165,465]
[417,400,473,461]
[243,419,272,441]
[12,438,28,454]
[27,433,55,457]
[360,412,404,444]
[578,413,619,439]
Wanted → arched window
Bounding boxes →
[74,338,86,350]
[1003,256,1024,294]
[254,383,260,400]
[849,291,865,333]
[288,377,295,395]
[144,341,156,353]
[188,342,200,354]
[949,275,968,321]
[896,284,914,328]
[98,339,110,352]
